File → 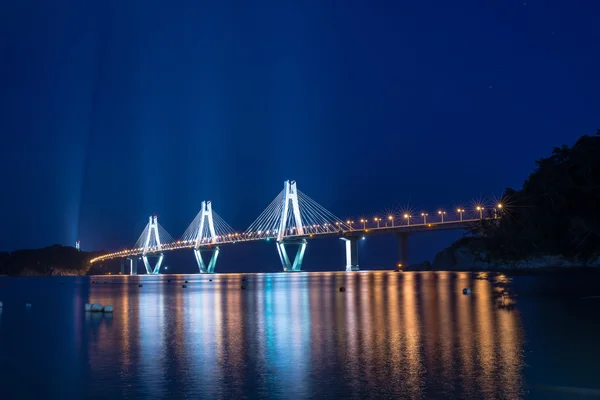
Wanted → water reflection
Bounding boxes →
[83,272,524,398]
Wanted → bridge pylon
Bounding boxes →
[277,239,307,272]
[276,181,307,272]
[277,180,304,242]
[194,247,219,273]
[276,181,306,271]
[133,215,174,274]
[246,180,350,272]
[182,201,235,274]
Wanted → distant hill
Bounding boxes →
[0,245,105,276]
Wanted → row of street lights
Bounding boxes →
[348,204,503,230]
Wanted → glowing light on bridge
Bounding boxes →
[438,210,446,223]
[476,206,484,219]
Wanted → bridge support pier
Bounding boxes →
[341,237,360,271]
[127,257,138,275]
[194,247,219,273]
[142,253,164,275]
[396,232,409,269]
[277,239,307,272]
[120,259,125,275]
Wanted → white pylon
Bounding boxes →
[143,216,162,255]
[277,239,307,272]
[142,215,164,274]
[277,180,304,242]
[193,201,217,249]
[143,253,164,275]
[194,247,219,274]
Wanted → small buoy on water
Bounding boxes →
[138,284,143,287]
[182,284,187,288]
[185,280,188,284]
[103,305,114,313]
[209,279,212,282]
[92,281,96,284]
[241,285,246,290]
[462,288,471,295]
[339,287,346,292]
[88,304,104,312]
[167,279,171,283]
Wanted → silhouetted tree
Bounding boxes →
[464,131,600,262]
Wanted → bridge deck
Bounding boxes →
[91,218,483,264]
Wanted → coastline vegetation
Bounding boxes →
[0,245,101,276]
[460,131,600,265]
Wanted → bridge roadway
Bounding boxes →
[92,218,483,272]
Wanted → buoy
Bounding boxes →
[89,304,104,312]
[339,287,346,292]
[103,305,114,313]
[138,284,143,287]
[185,280,188,284]
[92,281,96,284]
[462,288,471,295]
[209,279,212,282]
[241,285,246,290]
[167,279,171,283]
[182,284,187,288]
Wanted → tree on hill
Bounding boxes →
[467,131,600,262]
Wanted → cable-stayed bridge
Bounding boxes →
[90,180,498,274]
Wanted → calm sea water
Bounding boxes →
[0,271,599,399]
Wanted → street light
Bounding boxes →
[421,212,428,224]
[388,215,394,227]
[457,208,465,221]
[374,217,380,228]
[360,219,366,229]
[438,210,446,223]
[476,206,484,219]
[404,213,410,226]
[494,203,503,219]
[347,220,354,229]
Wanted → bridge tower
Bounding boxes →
[141,216,165,274]
[276,180,307,272]
[246,180,350,272]
[182,201,236,273]
[192,201,220,273]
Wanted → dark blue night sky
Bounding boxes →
[1,1,599,268]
